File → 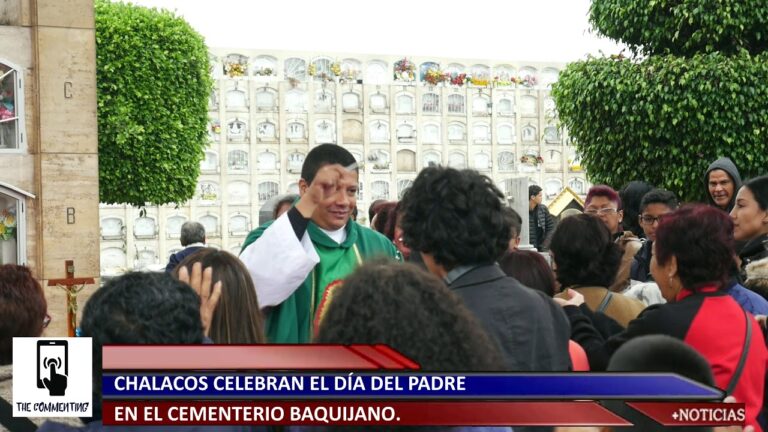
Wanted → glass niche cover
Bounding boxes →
[0,194,18,265]
[0,64,19,150]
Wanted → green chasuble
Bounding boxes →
[241,219,399,343]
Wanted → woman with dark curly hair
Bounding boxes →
[558,205,767,430]
[549,214,646,328]
[316,259,504,371]
[173,249,265,344]
[399,166,570,372]
[312,260,511,432]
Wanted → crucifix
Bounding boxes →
[47,260,95,337]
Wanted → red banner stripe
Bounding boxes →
[102,345,415,370]
[373,344,422,369]
[345,345,411,370]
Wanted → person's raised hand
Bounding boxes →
[178,262,222,337]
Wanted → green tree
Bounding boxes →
[95,0,212,206]
[552,0,768,201]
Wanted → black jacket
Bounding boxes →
[448,264,571,371]
[740,234,768,267]
[529,204,555,251]
[630,240,653,282]
[165,245,205,273]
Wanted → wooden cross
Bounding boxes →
[47,260,94,337]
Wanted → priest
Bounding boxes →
[240,144,399,343]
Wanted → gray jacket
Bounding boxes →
[448,264,571,372]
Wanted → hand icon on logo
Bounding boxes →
[43,362,67,396]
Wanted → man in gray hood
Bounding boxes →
[704,157,742,213]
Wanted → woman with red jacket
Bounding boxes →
[559,204,767,430]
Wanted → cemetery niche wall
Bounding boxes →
[99,49,589,277]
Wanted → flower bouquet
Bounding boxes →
[330,62,342,77]
[424,68,447,85]
[224,62,247,78]
[0,208,16,241]
[494,76,514,87]
[521,75,537,87]
[0,104,13,120]
[308,63,317,77]
[254,67,273,76]
[450,73,468,86]
[394,58,416,81]
[520,155,544,166]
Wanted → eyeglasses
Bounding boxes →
[639,215,667,225]
[584,208,618,216]
[43,314,51,329]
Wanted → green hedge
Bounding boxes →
[590,0,768,56]
[96,0,212,206]
[551,52,768,201]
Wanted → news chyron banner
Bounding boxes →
[97,345,747,428]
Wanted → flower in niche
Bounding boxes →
[330,62,342,77]
[224,62,247,77]
[520,155,544,166]
[394,58,416,81]
[450,73,468,86]
[424,68,448,85]
[521,75,538,87]
[0,207,17,241]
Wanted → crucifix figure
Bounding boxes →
[47,260,95,337]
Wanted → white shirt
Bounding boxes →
[318,225,347,244]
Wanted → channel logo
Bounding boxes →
[12,337,92,417]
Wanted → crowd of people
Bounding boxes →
[2,144,768,431]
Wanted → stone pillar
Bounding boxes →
[506,176,534,251]
[33,0,100,336]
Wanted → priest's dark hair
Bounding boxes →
[400,166,510,270]
[301,143,357,184]
[81,272,203,398]
[315,259,504,372]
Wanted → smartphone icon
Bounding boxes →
[37,340,68,389]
